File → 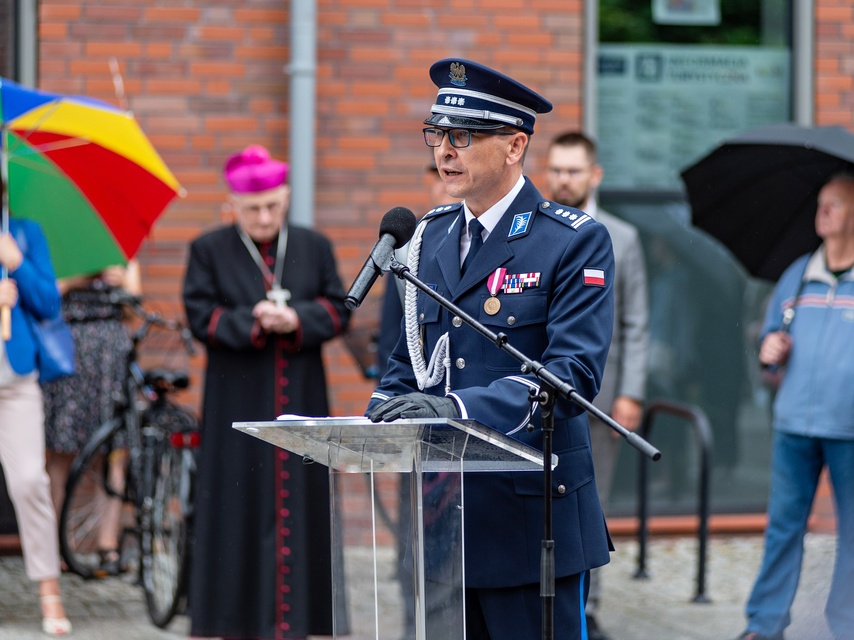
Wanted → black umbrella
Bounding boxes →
[681,123,854,281]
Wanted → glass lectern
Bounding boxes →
[234,417,554,640]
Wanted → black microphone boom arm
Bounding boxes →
[386,259,661,457]
[386,258,660,640]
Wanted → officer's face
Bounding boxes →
[433,128,527,216]
[546,145,602,210]
[230,185,290,243]
[816,178,854,242]
[424,167,457,207]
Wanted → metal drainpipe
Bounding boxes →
[16,0,38,86]
[582,0,598,137]
[286,0,316,228]
[792,0,814,126]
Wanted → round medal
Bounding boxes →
[484,296,501,315]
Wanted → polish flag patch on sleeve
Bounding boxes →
[583,268,606,287]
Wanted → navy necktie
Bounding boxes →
[462,218,484,275]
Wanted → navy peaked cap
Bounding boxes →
[424,58,553,135]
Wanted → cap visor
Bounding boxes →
[423,113,504,130]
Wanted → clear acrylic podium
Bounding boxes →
[234,417,555,640]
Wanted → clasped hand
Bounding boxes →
[0,234,21,307]
[252,299,300,334]
[0,234,23,272]
[99,265,128,288]
[0,279,18,307]
[368,392,460,422]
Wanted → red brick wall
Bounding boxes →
[815,0,854,128]
[812,0,853,533]
[37,0,585,417]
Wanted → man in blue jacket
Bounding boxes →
[735,173,854,640]
[367,58,615,640]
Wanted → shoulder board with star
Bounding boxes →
[537,200,595,231]
[423,202,463,220]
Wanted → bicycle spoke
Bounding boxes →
[142,427,195,628]
[60,449,121,578]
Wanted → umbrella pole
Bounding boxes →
[1,129,11,340]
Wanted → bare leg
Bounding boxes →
[97,450,127,553]
[40,577,72,635]
[39,577,67,616]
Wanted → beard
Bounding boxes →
[551,187,587,210]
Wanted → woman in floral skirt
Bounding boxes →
[43,260,141,576]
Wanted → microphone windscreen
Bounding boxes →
[379,207,417,249]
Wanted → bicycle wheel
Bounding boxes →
[59,418,127,579]
[141,405,198,627]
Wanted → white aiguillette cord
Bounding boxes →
[236,225,289,303]
[405,218,451,393]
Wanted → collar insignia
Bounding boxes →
[508,212,532,238]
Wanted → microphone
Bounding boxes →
[345,207,416,310]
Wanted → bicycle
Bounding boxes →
[58,290,200,628]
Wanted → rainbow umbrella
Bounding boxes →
[0,77,183,279]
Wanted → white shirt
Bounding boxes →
[459,174,526,266]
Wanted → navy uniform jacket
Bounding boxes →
[368,177,615,589]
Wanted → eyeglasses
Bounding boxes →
[548,166,592,178]
[422,128,516,149]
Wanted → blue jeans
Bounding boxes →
[745,431,854,639]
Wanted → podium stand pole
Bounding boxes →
[537,384,556,640]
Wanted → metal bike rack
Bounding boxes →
[633,399,714,603]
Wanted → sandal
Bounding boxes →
[93,548,123,578]
[41,595,73,636]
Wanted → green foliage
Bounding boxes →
[600,0,790,46]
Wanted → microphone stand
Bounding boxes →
[387,259,661,640]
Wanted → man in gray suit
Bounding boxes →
[546,131,649,640]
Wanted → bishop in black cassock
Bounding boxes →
[182,145,350,639]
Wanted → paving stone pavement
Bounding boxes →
[0,555,190,640]
[595,532,835,640]
[0,532,836,639]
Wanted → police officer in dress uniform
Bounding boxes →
[367,58,615,640]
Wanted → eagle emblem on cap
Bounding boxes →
[449,62,467,86]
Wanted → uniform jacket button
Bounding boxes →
[456,358,466,369]
[507,315,517,325]
[452,316,463,327]
[557,484,566,495]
